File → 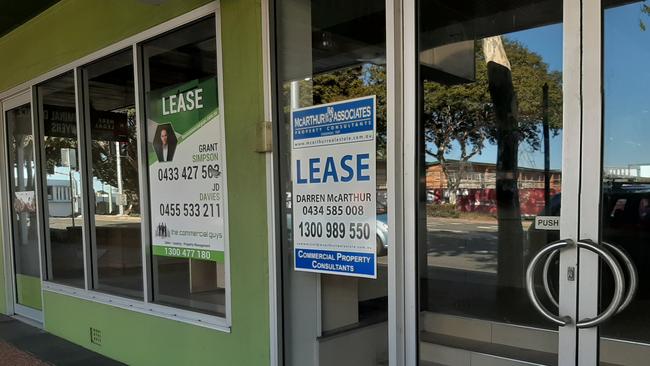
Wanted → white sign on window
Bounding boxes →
[291,96,377,278]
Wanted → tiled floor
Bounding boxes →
[0,315,124,366]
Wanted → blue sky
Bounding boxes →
[603,3,650,167]
[432,22,564,170]
[434,2,650,171]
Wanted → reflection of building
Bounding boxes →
[605,164,650,179]
[47,168,121,217]
[46,177,80,217]
[426,160,562,215]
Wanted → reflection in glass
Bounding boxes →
[277,0,388,364]
[600,2,650,364]
[6,103,42,309]
[83,50,143,299]
[418,1,563,364]
[38,72,85,288]
[143,17,225,316]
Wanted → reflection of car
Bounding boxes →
[376,213,388,256]
[528,186,650,279]
[532,185,650,301]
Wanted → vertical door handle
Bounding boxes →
[601,241,638,314]
[526,239,575,326]
[575,239,626,328]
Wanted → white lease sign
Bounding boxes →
[291,96,377,278]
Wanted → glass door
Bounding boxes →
[412,0,585,364]
[2,92,43,322]
[574,0,650,365]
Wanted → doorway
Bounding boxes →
[2,92,43,323]
[410,0,650,365]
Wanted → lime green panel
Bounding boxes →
[0,0,213,92]
[16,274,42,310]
[0,224,5,315]
[31,0,270,365]
[44,290,269,366]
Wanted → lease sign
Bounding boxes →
[291,96,377,278]
[147,77,227,262]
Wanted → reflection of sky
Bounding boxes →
[430,23,564,170]
[604,3,650,167]
[436,4,650,170]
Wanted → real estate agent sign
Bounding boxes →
[147,77,227,262]
[291,96,377,278]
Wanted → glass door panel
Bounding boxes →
[598,1,650,364]
[416,0,574,364]
[276,0,389,365]
[4,98,43,315]
[37,72,85,288]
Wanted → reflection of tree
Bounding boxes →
[423,38,562,203]
[640,3,650,31]
[91,110,140,214]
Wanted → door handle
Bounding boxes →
[574,239,626,328]
[526,239,628,328]
[540,241,637,314]
[601,241,638,314]
[526,239,575,326]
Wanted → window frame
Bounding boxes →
[0,90,46,323]
[0,1,232,332]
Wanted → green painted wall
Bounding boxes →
[0,225,5,315]
[1,0,270,365]
[16,274,42,310]
[0,0,212,92]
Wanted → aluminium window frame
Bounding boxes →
[0,90,47,325]
[267,0,407,364]
[0,1,233,332]
[77,48,145,301]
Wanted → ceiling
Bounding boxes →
[0,1,60,38]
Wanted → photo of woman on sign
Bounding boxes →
[153,124,177,162]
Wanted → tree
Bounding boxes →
[283,39,563,204]
[422,37,562,203]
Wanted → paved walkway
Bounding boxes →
[0,315,124,366]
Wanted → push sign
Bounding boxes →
[535,216,560,231]
[291,96,377,279]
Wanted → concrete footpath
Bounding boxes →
[0,315,124,366]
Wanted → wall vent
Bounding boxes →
[90,327,102,346]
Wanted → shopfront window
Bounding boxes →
[417,0,564,363]
[82,49,143,299]
[142,17,226,316]
[19,13,231,323]
[37,72,85,288]
[276,0,389,364]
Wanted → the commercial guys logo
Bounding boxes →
[155,222,170,238]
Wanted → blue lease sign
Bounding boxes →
[291,96,377,279]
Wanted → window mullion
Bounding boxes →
[73,67,94,291]
[133,43,152,303]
